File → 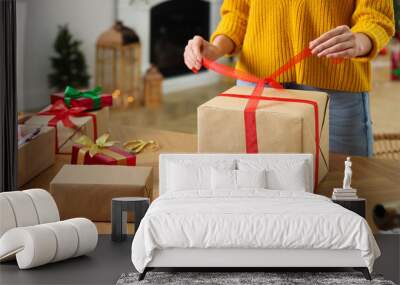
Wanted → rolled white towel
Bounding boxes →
[0,191,39,227]
[42,221,79,263]
[0,218,98,269]
[0,189,59,238]
[65,218,98,257]
[0,225,57,268]
[23,189,60,224]
[0,196,17,237]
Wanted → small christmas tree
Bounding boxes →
[48,25,90,91]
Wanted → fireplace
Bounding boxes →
[151,0,210,78]
[118,0,222,93]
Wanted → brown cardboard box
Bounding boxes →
[50,164,153,222]
[198,86,329,183]
[18,125,56,187]
[25,106,109,154]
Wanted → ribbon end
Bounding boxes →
[270,81,284,90]
[331,58,344,65]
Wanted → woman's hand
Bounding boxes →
[184,35,235,71]
[309,25,372,59]
[184,36,224,71]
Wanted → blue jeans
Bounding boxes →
[237,80,374,157]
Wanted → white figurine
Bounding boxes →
[342,157,352,189]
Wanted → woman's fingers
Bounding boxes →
[309,25,350,50]
[184,36,205,70]
[185,45,197,65]
[309,25,363,59]
[191,36,204,62]
[184,46,197,69]
[190,47,203,70]
[312,33,354,55]
[317,40,355,57]
[184,35,224,70]
[184,43,201,70]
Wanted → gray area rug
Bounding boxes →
[117,272,395,285]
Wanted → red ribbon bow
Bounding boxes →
[197,47,341,191]
[38,100,98,153]
[38,99,88,129]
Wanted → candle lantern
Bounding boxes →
[143,65,163,108]
[96,21,141,106]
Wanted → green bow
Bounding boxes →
[64,86,102,109]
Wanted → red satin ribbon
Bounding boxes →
[38,100,98,153]
[220,92,320,191]
[199,47,338,191]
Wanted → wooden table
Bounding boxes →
[317,154,400,233]
[23,128,400,233]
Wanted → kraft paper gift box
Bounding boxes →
[17,125,56,187]
[24,101,109,154]
[50,165,153,222]
[198,86,329,184]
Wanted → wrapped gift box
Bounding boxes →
[50,88,113,111]
[50,165,153,222]
[198,86,329,184]
[71,144,136,166]
[18,125,56,187]
[24,102,109,154]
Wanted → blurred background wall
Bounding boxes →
[16,0,114,111]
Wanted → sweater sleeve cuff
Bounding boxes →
[351,22,391,63]
[210,14,247,55]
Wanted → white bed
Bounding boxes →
[131,154,380,281]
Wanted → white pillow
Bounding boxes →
[211,168,236,190]
[237,159,309,192]
[211,169,267,190]
[237,169,267,189]
[266,166,307,192]
[167,160,235,191]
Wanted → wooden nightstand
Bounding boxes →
[332,198,366,218]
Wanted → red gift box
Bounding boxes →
[24,100,102,154]
[51,89,113,111]
[71,144,136,166]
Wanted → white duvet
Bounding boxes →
[131,190,380,273]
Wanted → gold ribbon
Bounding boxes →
[75,133,127,164]
[123,139,159,154]
[75,133,118,157]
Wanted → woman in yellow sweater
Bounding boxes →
[184,0,395,157]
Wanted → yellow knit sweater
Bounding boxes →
[211,0,395,92]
